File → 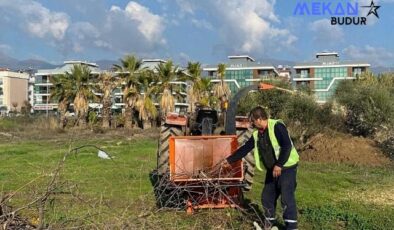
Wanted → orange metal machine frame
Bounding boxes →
[168,135,244,214]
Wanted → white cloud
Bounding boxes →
[343,45,394,66]
[0,0,167,58]
[175,0,195,14]
[173,0,297,56]
[0,0,69,40]
[191,19,213,30]
[310,19,344,45]
[123,2,165,42]
[70,22,100,40]
[99,1,166,55]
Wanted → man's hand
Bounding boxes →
[273,165,282,178]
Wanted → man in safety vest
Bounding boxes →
[224,106,299,230]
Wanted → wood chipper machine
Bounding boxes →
[154,83,290,213]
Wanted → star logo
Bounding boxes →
[362,0,381,18]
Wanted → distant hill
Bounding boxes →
[0,53,120,71]
[0,53,58,70]
[0,53,19,69]
[16,59,58,70]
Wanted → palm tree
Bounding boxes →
[135,71,158,129]
[213,63,230,126]
[65,64,97,127]
[213,63,231,101]
[50,75,73,128]
[198,78,217,107]
[155,60,184,118]
[186,62,203,112]
[96,72,118,128]
[113,55,144,129]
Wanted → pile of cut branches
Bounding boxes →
[0,196,36,230]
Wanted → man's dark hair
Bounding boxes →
[249,106,268,121]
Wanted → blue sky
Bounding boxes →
[0,0,393,66]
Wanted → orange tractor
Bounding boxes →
[155,83,287,213]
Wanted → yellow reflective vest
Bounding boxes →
[253,119,299,171]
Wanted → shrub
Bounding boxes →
[114,114,125,128]
[282,94,319,127]
[237,81,292,117]
[88,111,98,126]
[334,74,394,137]
[236,82,342,145]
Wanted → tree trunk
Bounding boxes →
[102,97,111,128]
[124,105,133,129]
[58,100,68,129]
[78,109,87,127]
[143,120,151,129]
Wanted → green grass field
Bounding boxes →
[0,130,393,229]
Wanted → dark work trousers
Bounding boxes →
[262,166,298,230]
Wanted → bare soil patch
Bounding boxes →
[301,132,391,166]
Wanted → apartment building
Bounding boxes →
[0,69,29,114]
[33,61,102,114]
[203,55,278,94]
[293,52,370,103]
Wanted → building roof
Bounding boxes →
[294,52,370,69]
[228,55,255,62]
[140,59,167,71]
[0,71,29,79]
[35,61,102,76]
[204,63,276,71]
[142,59,166,63]
[294,60,371,69]
[316,52,339,58]
[63,61,98,67]
[203,55,277,71]
[203,62,276,70]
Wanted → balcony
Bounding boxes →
[295,73,310,78]
[34,90,50,95]
[292,74,323,82]
[257,74,276,80]
[35,80,52,85]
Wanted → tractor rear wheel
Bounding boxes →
[157,124,183,175]
[156,124,185,209]
[236,128,255,191]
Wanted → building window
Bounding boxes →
[300,70,308,78]
[353,67,362,77]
